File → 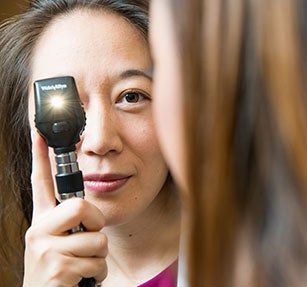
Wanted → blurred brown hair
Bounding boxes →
[169,0,307,286]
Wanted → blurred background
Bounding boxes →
[0,0,27,22]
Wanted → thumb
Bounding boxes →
[31,130,56,224]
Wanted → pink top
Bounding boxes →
[137,260,178,287]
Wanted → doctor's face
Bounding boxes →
[28,8,169,226]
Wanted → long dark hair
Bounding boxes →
[0,0,149,284]
[170,0,307,286]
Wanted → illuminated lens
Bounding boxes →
[50,96,64,108]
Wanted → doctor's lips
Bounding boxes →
[83,174,131,193]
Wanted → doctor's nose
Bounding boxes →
[80,104,123,156]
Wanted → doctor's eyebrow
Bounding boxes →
[119,69,153,81]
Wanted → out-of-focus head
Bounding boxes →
[150,0,307,286]
[150,0,186,191]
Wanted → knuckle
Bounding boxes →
[25,227,35,243]
[25,225,43,247]
[70,198,87,217]
[60,197,87,222]
[37,247,54,266]
[25,229,54,262]
[50,256,70,278]
[96,233,108,254]
[95,259,108,282]
[97,215,106,230]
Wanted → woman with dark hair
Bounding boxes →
[150,0,307,286]
[0,1,180,286]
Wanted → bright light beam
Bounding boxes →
[50,96,64,108]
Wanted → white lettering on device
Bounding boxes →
[41,84,68,91]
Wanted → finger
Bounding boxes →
[50,256,108,286]
[85,263,108,285]
[38,198,105,234]
[56,231,108,258]
[31,130,56,223]
[76,257,108,284]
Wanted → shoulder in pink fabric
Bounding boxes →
[137,260,178,287]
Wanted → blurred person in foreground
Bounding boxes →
[150,0,307,286]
